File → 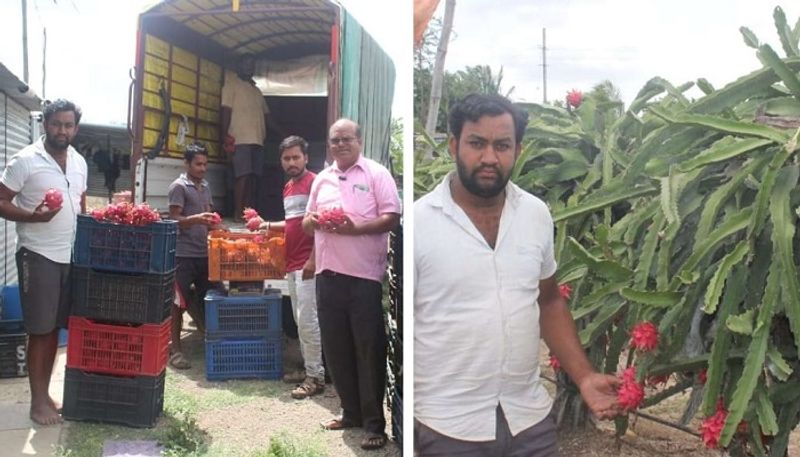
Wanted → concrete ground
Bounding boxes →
[0,348,66,457]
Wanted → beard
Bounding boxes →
[455,151,511,198]
[45,134,70,151]
[285,167,303,178]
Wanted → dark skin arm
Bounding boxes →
[539,275,621,420]
[168,205,217,229]
[260,219,315,279]
[0,183,60,222]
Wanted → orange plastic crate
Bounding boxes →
[207,230,286,281]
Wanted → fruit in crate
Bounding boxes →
[90,202,162,225]
[44,188,63,209]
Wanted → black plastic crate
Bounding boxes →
[62,368,165,428]
[71,267,174,324]
[0,332,27,378]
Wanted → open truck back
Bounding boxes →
[129,0,395,219]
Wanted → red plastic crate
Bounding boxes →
[66,316,171,377]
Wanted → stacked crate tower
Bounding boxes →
[387,224,403,445]
[205,230,285,381]
[63,214,177,427]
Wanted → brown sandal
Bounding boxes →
[320,416,360,430]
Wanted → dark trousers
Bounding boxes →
[414,405,558,457]
[316,270,387,434]
[175,256,213,329]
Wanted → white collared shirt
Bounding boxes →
[1,137,87,263]
[414,172,556,441]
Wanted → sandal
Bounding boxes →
[320,416,360,430]
[169,352,191,370]
[361,432,387,450]
[291,377,324,399]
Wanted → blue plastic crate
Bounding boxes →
[72,215,177,274]
[1,285,21,321]
[205,289,281,339]
[205,335,282,381]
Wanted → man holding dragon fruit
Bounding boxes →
[414,94,621,456]
[167,141,223,369]
[302,118,401,450]
[0,99,88,425]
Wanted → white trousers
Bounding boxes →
[287,270,325,380]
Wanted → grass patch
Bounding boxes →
[248,430,327,457]
[164,375,283,412]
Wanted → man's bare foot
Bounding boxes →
[30,402,62,425]
[48,397,62,413]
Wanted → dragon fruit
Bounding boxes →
[242,207,259,221]
[246,217,263,231]
[210,212,222,225]
[318,207,347,226]
[44,188,63,210]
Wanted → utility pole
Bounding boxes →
[22,0,29,83]
[542,28,547,104]
[42,28,47,99]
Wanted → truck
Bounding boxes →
[127,0,396,221]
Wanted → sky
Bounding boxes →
[0,0,410,125]
[435,0,800,107]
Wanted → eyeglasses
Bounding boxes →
[329,136,356,146]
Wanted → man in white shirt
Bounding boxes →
[221,53,270,220]
[414,94,620,456]
[0,99,88,425]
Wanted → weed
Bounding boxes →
[248,431,326,457]
[159,406,209,456]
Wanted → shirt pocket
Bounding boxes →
[505,243,545,290]
[347,184,377,218]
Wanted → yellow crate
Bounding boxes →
[198,107,219,123]
[143,55,168,78]
[169,116,195,135]
[200,59,222,82]
[199,75,221,95]
[145,35,169,60]
[172,65,197,88]
[142,128,161,149]
[196,123,219,141]
[198,92,220,110]
[143,110,164,130]
[170,82,197,105]
[171,99,195,117]
[172,46,198,71]
[142,91,164,110]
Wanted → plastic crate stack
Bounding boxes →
[63,214,177,428]
[386,224,403,445]
[0,286,27,379]
[205,230,286,381]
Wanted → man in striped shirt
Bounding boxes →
[262,135,324,399]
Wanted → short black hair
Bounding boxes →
[184,141,208,163]
[43,99,82,124]
[279,135,309,156]
[448,93,528,143]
